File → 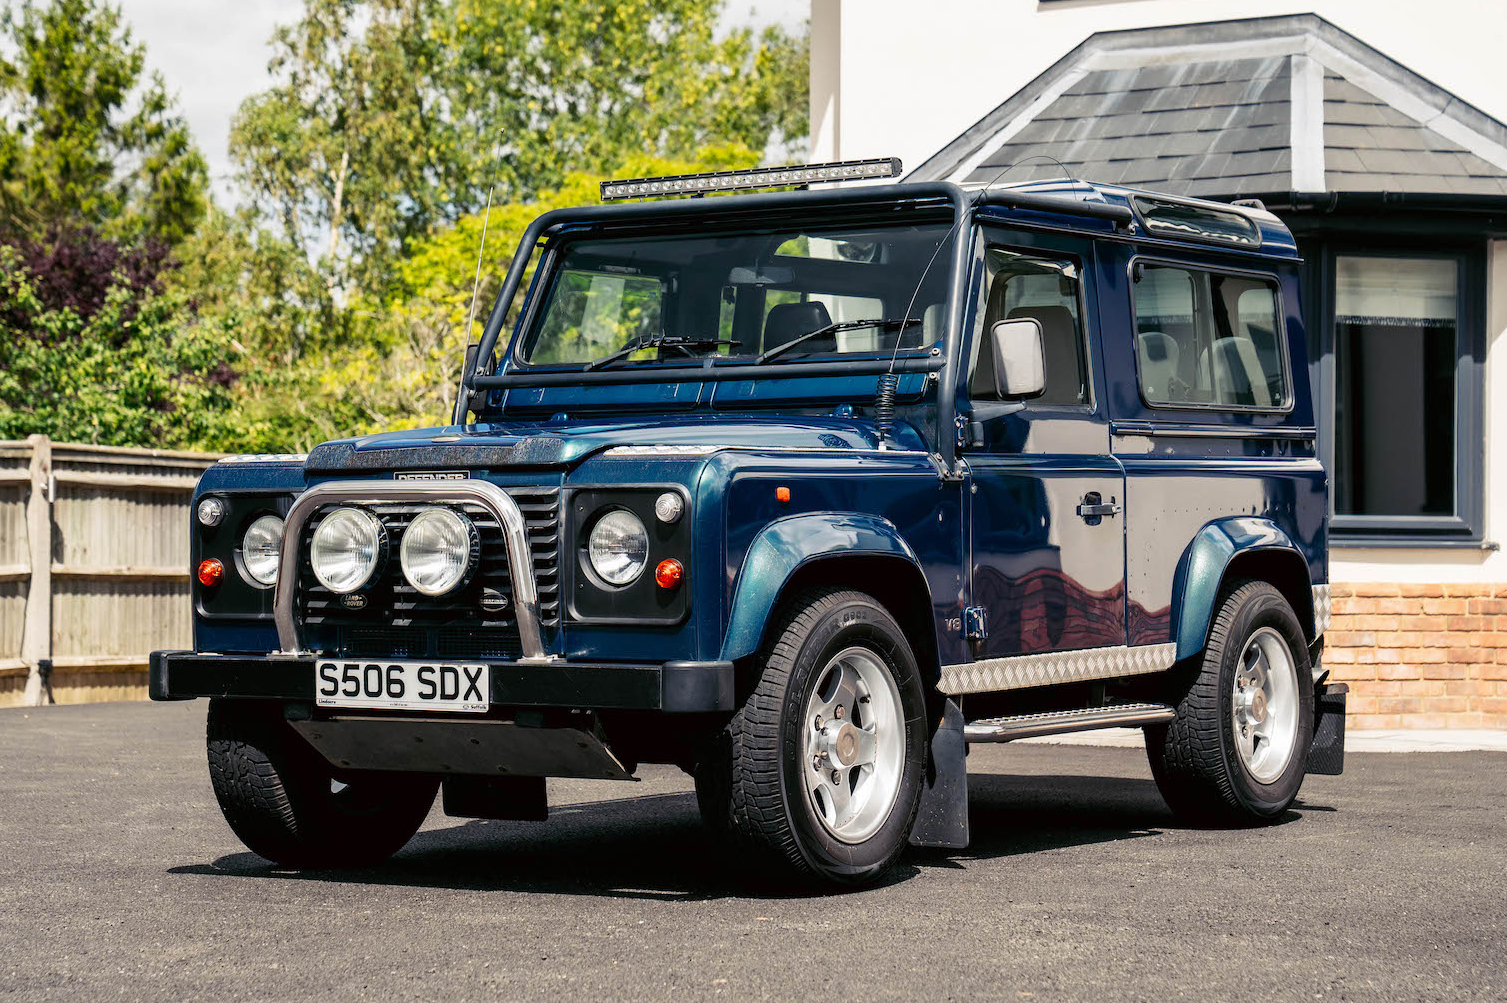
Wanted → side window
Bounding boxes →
[969,249,1088,405]
[1132,263,1288,409]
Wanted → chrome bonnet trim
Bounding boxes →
[274,479,550,662]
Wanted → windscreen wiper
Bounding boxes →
[584,334,741,372]
[756,318,920,364]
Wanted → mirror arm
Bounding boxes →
[970,401,1025,421]
[960,401,1025,449]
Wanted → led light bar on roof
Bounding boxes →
[599,157,903,201]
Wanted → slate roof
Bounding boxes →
[910,15,1507,199]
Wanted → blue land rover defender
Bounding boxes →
[153,159,1345,887]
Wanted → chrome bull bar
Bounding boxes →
[273,479,555,663]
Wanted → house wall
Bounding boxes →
[1319,241,1507,728]
[811,1,1507,728]
[811,0,1507,179]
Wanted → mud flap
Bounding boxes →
[1307,682,1347,776]
[908,698,969,849]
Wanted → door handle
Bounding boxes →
[1076,492,1121,520]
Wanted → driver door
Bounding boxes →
[961,230,1127,668]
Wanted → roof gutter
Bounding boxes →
[1269,190,1507,216]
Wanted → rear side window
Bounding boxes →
[1132,263,1288,410]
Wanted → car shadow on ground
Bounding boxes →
[168,774,1318,901]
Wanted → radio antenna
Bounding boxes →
[885,212,966,376]
[456,142,503,422]
[979,153,1074,196]
[464,146,502,352]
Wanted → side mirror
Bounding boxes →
[990,318,1046,400]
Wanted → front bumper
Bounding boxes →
[149,650,735,713]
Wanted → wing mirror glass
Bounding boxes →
[990,318,1046,400]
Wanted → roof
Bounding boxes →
[968,178,1298,258]
[910,14,1507,199]
[536,175,1297,258]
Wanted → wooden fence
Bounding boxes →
[0,436,220,707]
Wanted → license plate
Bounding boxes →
[315,660,489,713]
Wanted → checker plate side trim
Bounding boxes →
[938,642,1178,696]
[1312,583,1331,636]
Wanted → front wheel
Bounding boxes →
[1146,580,1314,825]
[206,699,438,867]
[702,588,927,887]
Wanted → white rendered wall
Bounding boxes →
[810,0,1507,585]
[811,0,1507,179]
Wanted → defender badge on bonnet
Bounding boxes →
[395,470,468,481]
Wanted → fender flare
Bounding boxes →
[719,512,932,664]
[1172,516,1312,662]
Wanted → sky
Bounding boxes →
[117,0,811,202]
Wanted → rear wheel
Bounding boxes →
[1146,580,1313,824]
[206,699,438,867]
[700,588,927,887]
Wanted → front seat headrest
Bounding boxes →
[1137,331,1180,400]
[763,301,834,354]
[1006,304,1081,404]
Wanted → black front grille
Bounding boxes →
[338,627,522,661]
[512,486,561,625]
[298,486,560,659]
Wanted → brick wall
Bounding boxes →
[1324,583,1507,729]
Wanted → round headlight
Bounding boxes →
[240,514,284,586]
[588,509,649,586]
[400,508,475,596]
[310,507,384,593]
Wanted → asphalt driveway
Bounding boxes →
[1,701,1503,1002]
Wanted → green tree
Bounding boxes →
[230,0,808,305]
[0,242,238,448]
[230,0,459,306]
[0,0,208,245]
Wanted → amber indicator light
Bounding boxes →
[197,558,224,587]
[775,486,791,503]
[654,558,684,590]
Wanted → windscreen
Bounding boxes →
[520,219,955,367]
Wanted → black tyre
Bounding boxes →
[1146,580,1314,825]
[704,587,927,887]
[206,699,438,867]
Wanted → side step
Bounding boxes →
[964,702,1176,744]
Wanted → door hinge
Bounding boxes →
[964,605,988,641]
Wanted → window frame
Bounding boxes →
[1127,255,1295,415]
[510,219,956,372]
[1310,242,1486,541]
[967,241,1096,411]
